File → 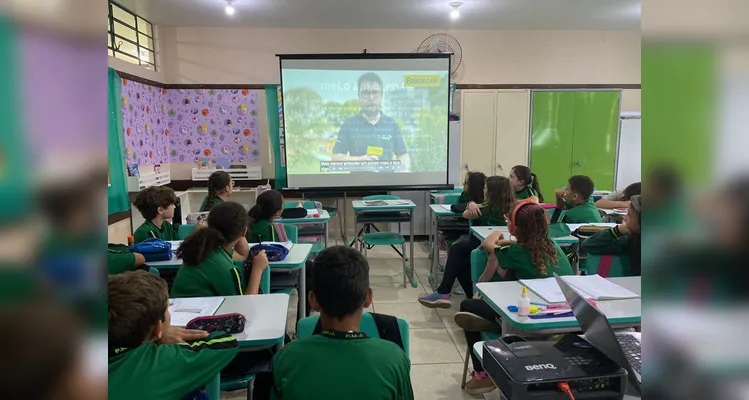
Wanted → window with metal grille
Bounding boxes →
[108,1,156,71]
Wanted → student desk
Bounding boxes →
[276,210,331,249]
[476,277,641,335]
[351,200,417,287]
[427,204,465,287]
[171,294,289,351]
[472,341,641,399]
[429,191,461,204]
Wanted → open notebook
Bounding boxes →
[520,275,640,303]
[169,297,225,327]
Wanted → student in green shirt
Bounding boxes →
[271,246,414,400]
[133,186,179,243]
[583,195,641,275]
[457,171,486,205]
[108,270,238,400]
[420,176,516,307]
[172,201,269,298]
[554,175,603,223]
[200,171,233,212]
[509,165,543,202]
[454,200,574,395]
[246,189,284,243]
[595,182,641,209]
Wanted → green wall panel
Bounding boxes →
[571,91,620,191]
[530,92,576,203]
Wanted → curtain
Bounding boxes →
[108,68,129,214]
[265,84,286,189]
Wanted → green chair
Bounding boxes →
[233,260,270,295]
[586,254,633,277]
[178,224,196,239]
[359,195,413,287]
[297,312,410,357]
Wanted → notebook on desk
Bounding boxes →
[520,275,640,303]
[170,297,225,327]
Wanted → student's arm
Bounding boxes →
[169,332,239,399]
[595,199,631,209]
[462,202,482,219]
[581,226,630,255]
[245,250,269,295]
[133,252,146,267]
[398,352,415,400]
[478,253,500,283]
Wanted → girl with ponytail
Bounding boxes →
[200,171,233,212]
[172,201,268,297]
[246,190,284,243]
[509,165,543,203]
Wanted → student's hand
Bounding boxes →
[617,222,631,236]
[467,202,482,218]
[195,219,208,230]
[158,327,208,344]
[251,250,269,271]
[486,230,504,244]
[555,188,566,199]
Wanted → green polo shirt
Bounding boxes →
[107,245,136,275]
[108,332,238,400]
[495,242,573,279]
[171,248,243,298]
[271,333,413,400]
[515,186,538,200]
[561,198,602,223]
[474,204,507,227]
[247,218,275,243]
[133,220,177,244]
[199,195,224,212]
[457,191,469,204]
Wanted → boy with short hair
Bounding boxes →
[271,246,414,400]
[133,186,179,243]
[108,271,238,400]
[555,175,603,223]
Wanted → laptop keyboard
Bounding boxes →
[617,335,641,376]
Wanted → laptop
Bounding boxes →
[553,273,641,393]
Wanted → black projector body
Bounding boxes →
[483,334,628,399]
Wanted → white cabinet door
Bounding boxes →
[460,91,497,180]
[494,90,531,176]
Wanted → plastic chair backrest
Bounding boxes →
[586,254,633,277]
[363,195,400,200]
[178,224,196,240]
[296,312,410,356]
[283,224,299,243]
[234,260,270,294]
[470,248,504,283]
[283,200,317,209]
[206,374,220,400]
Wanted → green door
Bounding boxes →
[529,92,576,203]
[570,91,620,191]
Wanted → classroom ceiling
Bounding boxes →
[117,0,641,30]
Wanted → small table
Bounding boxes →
[476,277,641,335]
[171,294,289,350]
[472,341,641,399]
[428,204,464,288]
[351,200,418,288]
[276,210,331,248]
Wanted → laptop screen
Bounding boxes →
[553,274,631,371]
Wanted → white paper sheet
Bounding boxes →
[169,297,225,327]
[440,204,454,211]
[306,208,318,216]
[520,275,640,303]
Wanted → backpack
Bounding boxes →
[312,313,404,351]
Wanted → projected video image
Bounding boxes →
[282,68,449,176]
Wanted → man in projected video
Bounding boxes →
[331,72,411,172]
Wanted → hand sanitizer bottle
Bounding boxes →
[518,286,531,317]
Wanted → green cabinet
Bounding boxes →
[530,91,620,203]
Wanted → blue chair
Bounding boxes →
[359,195,413,287]
[297,312,410,357]
[178,224,196,239]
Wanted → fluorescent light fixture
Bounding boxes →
[450,10,459,19]
[225,4,235,15]
[449,2,462,20]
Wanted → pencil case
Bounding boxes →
[185,313,246,334]
[250,243,289,262]
[131,238,172,262]
[573,225,609,238]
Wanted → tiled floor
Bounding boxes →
[222,242,499,400]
